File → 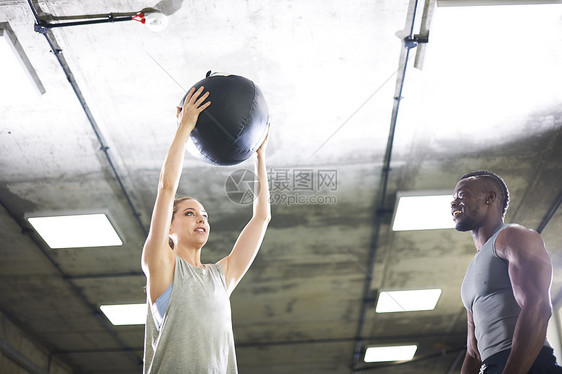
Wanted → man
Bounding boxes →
[452,170,562,374]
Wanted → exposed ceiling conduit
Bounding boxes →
[16,1,147,369]
[49,331,465,358]
[537,188,562,234]
[351,0,424,370]
[26,0,147,238]
[33,13,138,32]
[0,335,49,374]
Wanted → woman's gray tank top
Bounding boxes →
[143,256,238,373]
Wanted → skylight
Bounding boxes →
[26,212,123,249]
[376,289,442,313]
[364,345,417,362]
[100,304,146,325]
[392,193,454,231]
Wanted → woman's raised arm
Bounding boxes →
[219,128,271,295]
[141,87,210,303]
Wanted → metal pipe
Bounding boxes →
[351,0,420,371]
[537,188,562,234]
[0,336,49,374]
[49,331,464,352]
[21,0,145,368]
[25,0,147,238]
[39,14,134,29]
[445,348,466,374]
[64,271,144,280]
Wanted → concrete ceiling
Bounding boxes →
[1,0,561,373]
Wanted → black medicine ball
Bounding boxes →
[179,72,269,166]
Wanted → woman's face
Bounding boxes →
[170,199,210,247]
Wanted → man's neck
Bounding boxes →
[472,220,504,252]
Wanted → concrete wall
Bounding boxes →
[0,309,72,374]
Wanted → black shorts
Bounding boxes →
[481,346,562,374]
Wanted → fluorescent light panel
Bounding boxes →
[364,345,417,362]
[100,304,146,325]
[392,193,454,231]
[26,213,123,248]
[376,289,442,313]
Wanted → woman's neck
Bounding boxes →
[175,245,204,268]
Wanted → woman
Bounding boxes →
[142,86,270,373]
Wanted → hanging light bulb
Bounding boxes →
[133,11,168,32]
[145,11,168,32]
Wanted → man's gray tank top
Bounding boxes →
[143,256,238,373]
[461,224,524,361]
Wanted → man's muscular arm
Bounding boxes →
[496,225,553,374]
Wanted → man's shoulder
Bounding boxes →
[496,224,545,259]
[499,224,538,239]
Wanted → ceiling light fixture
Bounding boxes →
[364,345,417,362]
[392,191,455,231]
[26,211,123,249]
[376,289,442,313]
[100,304,146,325]
[0,23,45,103]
